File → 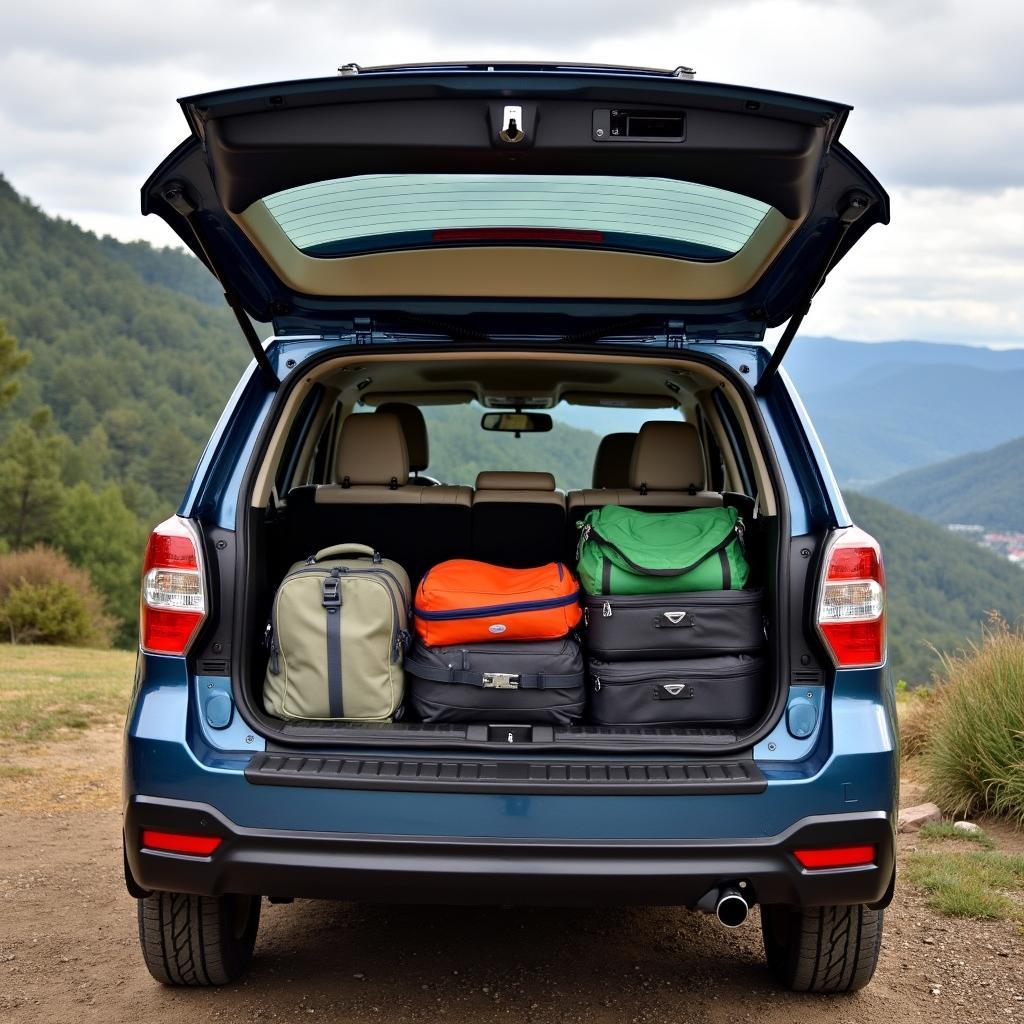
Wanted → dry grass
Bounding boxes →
[0,642,135,743]
[925,621,1024,825]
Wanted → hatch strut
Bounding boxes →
[160,184,279,387]
[755,192,873,395]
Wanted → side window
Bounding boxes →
[696,407,726,492]
[306,401,340,486]
[273,386,328,493]
[712,389,756,498]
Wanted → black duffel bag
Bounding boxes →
[406,636,585,724]
[587,654,766,727]
[583,588,764,661]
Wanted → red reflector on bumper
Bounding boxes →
[794,844,875,869]
[141,829,222,856]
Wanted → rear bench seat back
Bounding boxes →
[591,432,637,489]
[566,420,723,553]
[287,413,471,580]
[472,471,566,568]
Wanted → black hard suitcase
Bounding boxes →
[587,654,766,727]
[582,588,764,661]
[406,636,585,724]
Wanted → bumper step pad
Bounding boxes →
[245,751,766,795]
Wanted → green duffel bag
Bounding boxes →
[577,505,749,595]
[264,543,412,721]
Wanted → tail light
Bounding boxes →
[140,516,206,655]
[815,526,886,668]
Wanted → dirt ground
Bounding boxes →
[2,728,1023,1024]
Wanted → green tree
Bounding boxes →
[55,482,147,645]
[0,320,30,409]
[0,407,68,548]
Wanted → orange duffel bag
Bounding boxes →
[414,559,582,647]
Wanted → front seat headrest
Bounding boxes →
[592,432,637,489]
[376,402,429,473]
[335,413,409,488]
[630,421,705,493]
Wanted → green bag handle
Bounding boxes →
[312,543,380,563]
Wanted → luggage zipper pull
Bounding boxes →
[593,676,601,692]
[602,600,612,618]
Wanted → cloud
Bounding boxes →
[1,0,1022,341]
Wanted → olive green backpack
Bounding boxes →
[577,505,749,595]
[264,543,411,721]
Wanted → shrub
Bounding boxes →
[0,545,114,646]
[926,619,1024,825]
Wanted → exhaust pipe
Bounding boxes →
[715,886,749,928]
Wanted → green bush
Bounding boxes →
[0,545,114,646]
[926,620,1024,824]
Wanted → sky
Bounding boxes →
[1,0,1022,346]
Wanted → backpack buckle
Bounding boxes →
[321,576,342,609]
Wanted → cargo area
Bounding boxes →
[226,349,793,755]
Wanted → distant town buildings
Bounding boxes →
[948,524,1024,564]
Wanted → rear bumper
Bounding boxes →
[125,796,894,908]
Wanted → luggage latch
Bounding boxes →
[654,682,693,700]
[482,672,520,689]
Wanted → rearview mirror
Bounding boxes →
[481,412,553,434]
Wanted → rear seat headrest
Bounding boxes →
[375,402,429,473]
[592,432,637,489]
[335,413,409,488]
[630,421,705,493]
[475,471,556,491]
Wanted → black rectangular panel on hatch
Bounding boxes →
[593,108,686,142]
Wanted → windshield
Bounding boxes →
[261,174,772,261]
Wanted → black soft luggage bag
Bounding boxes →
[583,589,764,661]
[587,655,765,727]
[406,636,585,724]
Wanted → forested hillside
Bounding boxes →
[870,436,1024,532]
[0,176,245,642]
[845,492,1024,684]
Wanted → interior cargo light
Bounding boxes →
[141,829,222,856]
[793,844,876,869]
[815,526,886,668]
[140,516,206,655]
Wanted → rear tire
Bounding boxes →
[761,903,883,993]
[137,891,261,986]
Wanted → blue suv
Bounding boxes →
[124,62,896,993]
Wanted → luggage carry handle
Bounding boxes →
[312,543,382,563]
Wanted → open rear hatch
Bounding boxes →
[143,62,888,367]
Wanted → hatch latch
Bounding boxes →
[500,105,525,144]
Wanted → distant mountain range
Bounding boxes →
[786,337,1024,486]
[870,435,1024,533]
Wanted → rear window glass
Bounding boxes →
[261,174,772,261]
